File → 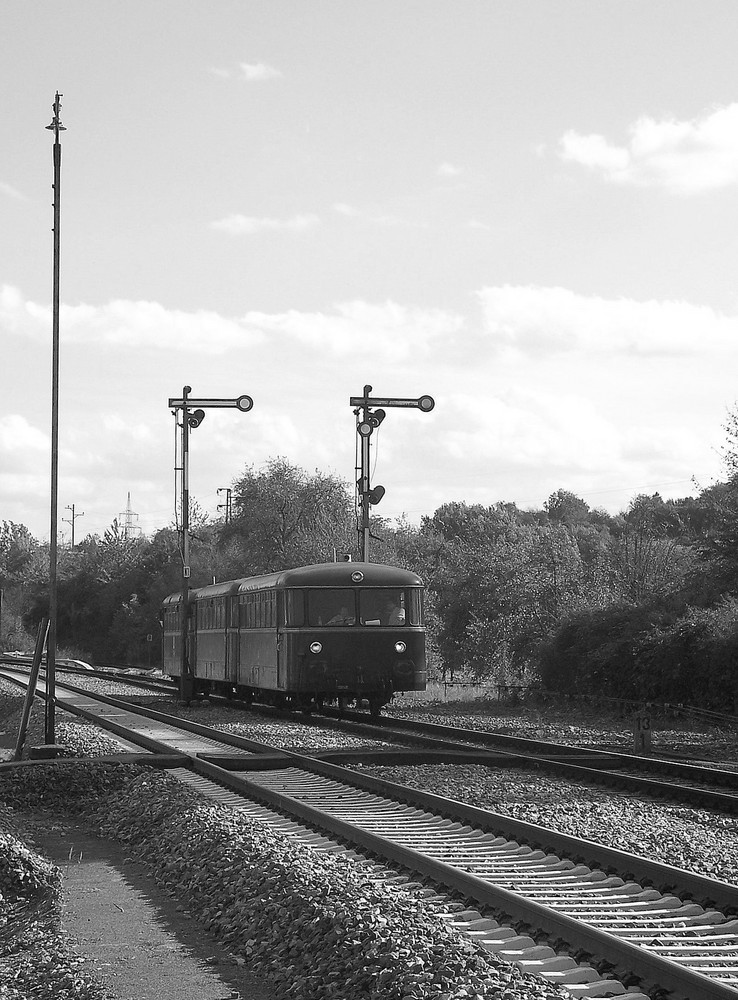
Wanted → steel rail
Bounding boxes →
[190,756,738,1000]
[346,709,738,785]
[4,670,738,997]
[316,710,738,811]
[8,668,738,913]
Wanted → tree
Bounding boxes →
[611,494,694,602]
[221,458,356,572]
[0,521,42,648]
[544,489,590,526]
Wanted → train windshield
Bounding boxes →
[359,588,407,626]
[295,586,423,627]
[307,589,356,626]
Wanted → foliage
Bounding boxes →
[540,596,738,709]
[220,457,356,572]
[5,436,738,709]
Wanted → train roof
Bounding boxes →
[162,562,423,605]
[238,562,423,592]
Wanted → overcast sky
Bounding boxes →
[3,1,738,543]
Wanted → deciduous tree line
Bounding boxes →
[2,454,738,709]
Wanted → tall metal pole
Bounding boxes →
[359,407,371,562]
[350,385,435,564]
[45,93,66,747]
[168,388,253,702]
[63,503,84,548]
[179,385,194,702]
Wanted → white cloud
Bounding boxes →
[238,61,282,82]
[331,202,407,227]
[243,300,461,361]
[437,162,463,177]
[477,285,738,358]
[210,61,282,82]
[0,181,27,201]
[332,202,361,218]
[558,103,738,194]
[1,284,735,540]
[211,213,320,235]
[0,415,48,457]
[0,286,264,352]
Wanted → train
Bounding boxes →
[161,561,427,715]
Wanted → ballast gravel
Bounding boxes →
[1,678,737,998]
[361,762,738,885]
[0,763,570,1000]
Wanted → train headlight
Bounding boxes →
[394,641,406,653]
[310,641,323,654]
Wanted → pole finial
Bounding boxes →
[45,92,66,134]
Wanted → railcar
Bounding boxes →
[161,561,426,715]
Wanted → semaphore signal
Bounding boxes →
[168,386,253,702]
[350,384,435,563]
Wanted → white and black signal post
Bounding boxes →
[350,384,434,563]
[168,387,253,702]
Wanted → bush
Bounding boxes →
[540,598,738,710]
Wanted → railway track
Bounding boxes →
[2,668,738,997]
[6,656,737,810]
[291,706,738,813]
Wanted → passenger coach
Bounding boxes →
[161,561,426,715]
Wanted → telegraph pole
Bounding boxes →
[217,487,232,524]
[44,93,66,748]
[63,504,84,548]
[169,388,253,701]
[350,385,435,562]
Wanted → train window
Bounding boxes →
[307,589,356,626]
[359,589,406,626]
[286,591,305,627]
[407,588,423,626]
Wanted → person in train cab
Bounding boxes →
[383,599,405,626]
[327,605,355,625]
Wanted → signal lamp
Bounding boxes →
[417,395,435,412]
[358,420,373,437]
[394,641,407,653]
[188,409,206,428]
[310,641,322,654]
[368,485,385,505]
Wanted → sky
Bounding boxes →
[3,1,738,544]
